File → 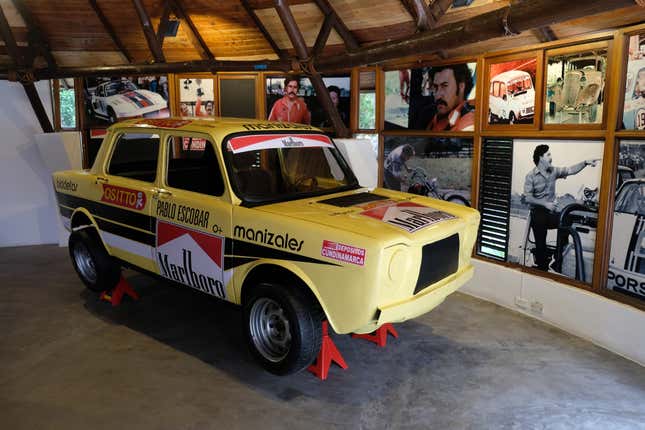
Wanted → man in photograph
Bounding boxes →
[524,144,599,272]
[427,64,475,131]
[268,76,311,124]
[384,144,415,191]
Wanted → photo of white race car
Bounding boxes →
[88,78,168,123]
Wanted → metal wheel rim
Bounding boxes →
[249,297,291,363]
[73,241,97,284]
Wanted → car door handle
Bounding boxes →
[95,176,108,184]
[153,188,173,198]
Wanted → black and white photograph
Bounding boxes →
[382,136,473,206]
[607,139,645,301]
[83,76,169,126]
[384,63,477,131]
[507,139,603,283]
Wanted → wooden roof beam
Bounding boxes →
[10,0,56,68]
[88,0,134,63]
[241,0,286,61]
[533,26,557,43]
[156,0,172,48]
[428,0,454,27]
[274,0,350,138]
[0,5,52,132]
[131,0,166,63]
[312,13,334,58]
[169,0,214,60]
[313,0,359,52]
[316,0,636,70]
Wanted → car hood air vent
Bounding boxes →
[317,193,390,208]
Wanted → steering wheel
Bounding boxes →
[293,175,318,191]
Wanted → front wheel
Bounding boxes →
[446,195,469,206]
[244,283,322,375]
[68,229,120,292]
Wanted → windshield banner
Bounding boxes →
[228,134,333,154]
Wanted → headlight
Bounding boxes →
[388,247,411,282]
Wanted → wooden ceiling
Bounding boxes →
[0,0,643,77]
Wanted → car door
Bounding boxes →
[98,130,160,272]
[152,133,233,301]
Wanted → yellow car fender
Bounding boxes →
[69,207,109,251]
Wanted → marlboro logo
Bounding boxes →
[228,134,332,154]
[361,202,455,233]
[156,221,226,299]
[101,184,146,210]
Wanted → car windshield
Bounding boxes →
[105,81,138,96]
[615,182,645,214]
[224,133,359,205]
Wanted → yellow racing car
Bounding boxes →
[53,117,480,375]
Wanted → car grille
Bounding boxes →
[414,233,460,295]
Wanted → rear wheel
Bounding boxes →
[68,229,120,292]
[244,283,322,375]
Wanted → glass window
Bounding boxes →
[359,70,376,130]
[58,78,76,129]
[545,47,608,125]
[166,136,224,196]
[107,133,160,182]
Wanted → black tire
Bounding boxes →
[107,107,117,124]
[488,109,494,124]
[68,229,120,292]
[243,283,322,375]
[509,111,516,125]
[446,195,469,206]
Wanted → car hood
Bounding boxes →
[254,188,478,246]
[107,90,166,110]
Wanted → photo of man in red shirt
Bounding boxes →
[268,76,311,125]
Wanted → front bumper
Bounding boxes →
[353,264,474,333]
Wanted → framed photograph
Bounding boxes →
[506,139,603,284]
[484,53,541,128]
[83,75,169,126]
[607,139,645,300]
[178,76,215,117]
[382,135,473,206]
[265,75,350,128]
[544,43,608,126]
[622,32,645,130]
[384,62,477,131]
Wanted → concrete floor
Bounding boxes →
[1,245,644,430]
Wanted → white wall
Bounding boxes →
[0,80,60,246]
[462,259,645,366]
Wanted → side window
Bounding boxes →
[107,132,160,182]
[500,82,507,98]
[166,135,224,196]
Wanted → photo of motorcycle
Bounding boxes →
[407,167,470,206]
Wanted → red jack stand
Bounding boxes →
[351,323,398,347]
[100,275,139,306]
[307,321,348,380]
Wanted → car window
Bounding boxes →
[166,135,224,197]
[615,182,645,214]
[107,132,160,182]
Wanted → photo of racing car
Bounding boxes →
[608,140,645,301]
[84,76,169,125]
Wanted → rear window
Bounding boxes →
[107,132,160,182]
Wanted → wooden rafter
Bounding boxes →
[317,0,636,70]
[428,0,454,27]
[312,13,334,58]
[131,0,166,62]
[274,0,350,138]
[533,26,557,43]
[169,0,214,60]
[241,0,286,61]
[156,0,172,48]
[88,0,134,63]
[312,0,359,52]
[10,0,56,68]
[0,5,52,132]
[412,0,431,31]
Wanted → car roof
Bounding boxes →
[492,70,531,81]
[112,117,321,137]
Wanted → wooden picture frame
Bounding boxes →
[173,73,218,118]
[482,51,543,131]
[542,41,610,130]
[620,28,645,133]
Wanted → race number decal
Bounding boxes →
[156,220,226,299]
[636,108,645,130]
[361,202,455,233]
